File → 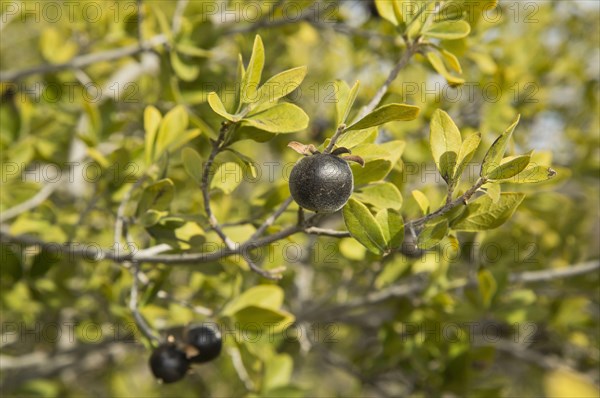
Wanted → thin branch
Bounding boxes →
[318,347,391,397]
[202,123,236,249]
[201,123,280,280]
[248,197,294,241]
[324,124,348,154]
[407,177,486,229]
[0,35,167,82]
[129,263,160,343]
[0,182,59,223]
[355,39,419,122]
[302,260,600,320]
[227,346,255,391]
[509,260,600,284]
[156,290,213,316]
[305,227,350,238]
[114,174,148,248]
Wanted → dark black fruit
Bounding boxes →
[289,153,354,213]
[149,343,189,383]
[185,324,222,363]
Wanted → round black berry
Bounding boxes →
[289,153,354,213]
[149,343,189,383]
[185,324,222,363]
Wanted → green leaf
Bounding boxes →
[233,306,294,333]
[451,193,525,231]
[411,190,430,214]
[429,109,462,183]
[481,115,520,177]
[144,106,162,166]
[136,179,175,217]
[375,209,404,250]
[453,132,481,183]
[426,51,465,86]
[222,285,284,316]
[207,92,236,121]
[140,209,167,227]
[164,128,201,153]
[210,162,244,194]
[40,27,78,64]
[170,51,200,82]
[31,250,60,278]
[506,165,557,184]
[423,20,471,40]
[478,269,497,309]
[255,66,307,107]
[155,105,189,160]
[335,80,360,125]
[335,128,378,149]
[235,125,278,143]
[225,148,258,178]
[353,182,403,211]
[349,142,404,186]
[417,219,448,249]
[242,103,308,133]
[487,152,532,180]
[342,198,387,255]
[346,103,420,131]
[240,35,265,104]
[263,354,294,392]
[181,148,203,185]
[175,43,211,58]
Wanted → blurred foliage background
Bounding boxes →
[0,0,599,397]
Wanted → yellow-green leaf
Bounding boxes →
[242,103,308,133]
[207,92,237,121]
[441,48,463,73]
[155,105,188,160]
[144,106,162,165]
[181,148,203,186]
[210,162,243,194]
[417,219,448,249]
[544,370,600,398]
[487,152,532,181]
[454,132,481,182]
[430,109,462,183]
[255,66,307,107]
[343,198,387,255]
[353,182,403,211]
[136,179,175,217]
[335,80,360,126]
[170,51,200,82]
[426,51,465,86]
[222,285,285,316]
[374,0,399,25]
[412,190,430,215]
[423,20,471,40]
[506,165,557,184]
[477,269,497,309]
[451,192,525,231]
[481,115,520,177]
[375,209,404,250]
[241,35,265,104]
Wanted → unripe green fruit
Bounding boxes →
[185,324,222,363]
[289,153,354,213]
[149,343,189,384]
